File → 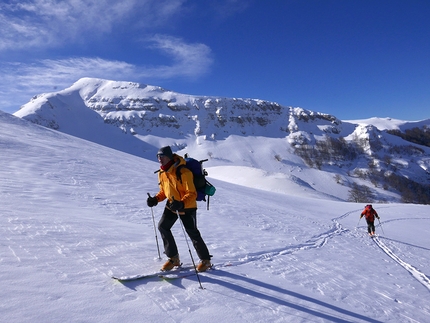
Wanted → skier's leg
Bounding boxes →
[366,220,372,234]
[180,209,210,260]
[158,208,179,258]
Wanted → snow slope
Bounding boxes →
[1,110,429,322]
[346,117,430,131]
[14,78,430,204]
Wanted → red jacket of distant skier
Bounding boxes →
[361,205,378,222]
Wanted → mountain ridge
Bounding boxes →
[13,77,430,204]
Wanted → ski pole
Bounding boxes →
[147,193,161,259]
[357,216,362,227]
[176,209,204,289]
[377,217,385,235]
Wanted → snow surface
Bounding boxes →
[345,117,430,131]
[1,110,430,322]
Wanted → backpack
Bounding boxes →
[176,154,216,210]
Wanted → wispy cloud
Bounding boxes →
[0,0,186,50]
[143,35,213,79]
[0,57,138,111]
[0,1,215,113]
[0,35,213,112]
[2,58,136,90]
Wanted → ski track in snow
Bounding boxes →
[372,236,430,291]
[223,207,430,294]
[114,206,427,323]
[342,209,430,292]
[229,220,348,266]
[344,208,430,293]
[201,208,353,276]
[6,192,428,319]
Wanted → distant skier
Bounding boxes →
[146,146,212,272]
[360,204,380,236]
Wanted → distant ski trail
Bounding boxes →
[231,220,347,266]
[216,207,430,297]
[342,208,430,291]
[227,210,354,266]
[372,237,430,292]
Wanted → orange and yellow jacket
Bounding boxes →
[155,154,197,212]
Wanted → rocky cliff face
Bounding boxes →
[14,77,430,204]
[17,78,345,141]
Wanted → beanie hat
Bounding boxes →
[157,146,173,159]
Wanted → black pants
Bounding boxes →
[158,208,210,260]
[366,219,375,233]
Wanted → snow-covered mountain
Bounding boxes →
[14,78,430,204]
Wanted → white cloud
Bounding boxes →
[7,57,136,87]
[0,1,213,113]
[0,0,186,50]
[0,57,139,111]
[0,35,212,91]
[142,34,213,79]
[0,34,213,113]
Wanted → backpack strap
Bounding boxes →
[175,165,185,184]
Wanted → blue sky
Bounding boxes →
[1,0,429,121]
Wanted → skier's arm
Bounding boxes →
[155,173,167,202]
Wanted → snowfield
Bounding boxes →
[1,110,429,322]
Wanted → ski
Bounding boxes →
[112,272,160,281]
[112,265,193,282]
[159,271,196,280]
[159,267,215,280]
[112,262,230,282]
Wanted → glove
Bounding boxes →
[376,216,380,219]
[147,195,158,207]
[360,215,363,219]
[169,199,184,212]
